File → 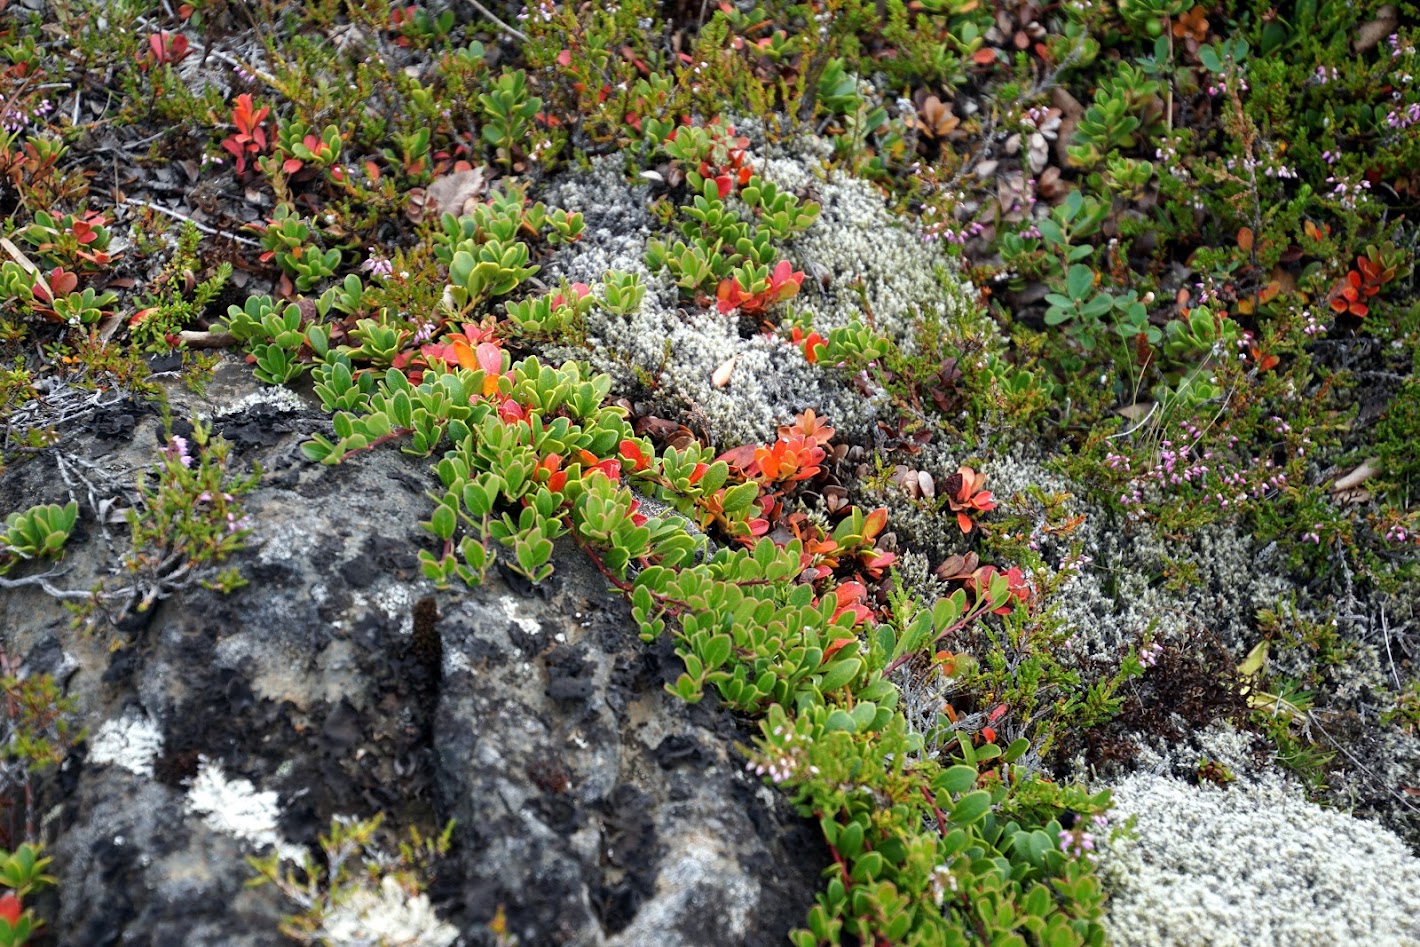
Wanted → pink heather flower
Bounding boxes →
[360,249,394,278]
[163,436,192,468]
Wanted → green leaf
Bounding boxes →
[1023,884,1051,917]
[428,504,456,540]
[1065,264,1094,298]
[698,461,729,494]
[836,820,864,858]
[1035,219,1064,246]
[721,481,759,514]
[702,633,732,670]
[951,790,993,826]
[937,764,978,795]
[849,850,884,882]
[818,657,861,693]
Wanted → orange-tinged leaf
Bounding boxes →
[1258,280,1281,304]
[476,342,503,395]
[823,637,857,662]
[1237,227,1253,251]
[712,355,737,388]
[862,507,888,540]
[451,338,478,370]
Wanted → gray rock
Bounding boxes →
[0,365,821,945]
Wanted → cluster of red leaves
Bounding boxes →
[28,212,114,269]
[137,32,190,70]
[29,267,78,323]
[942,465,997,534]
[220,94,271,175]
[717,408,832,488]
[703,411,905,626]
[789,326,827,364]
[681,119,752,198]
[419,322,504,393]
[937,552,1028,615]
[277,133,337,176]
[67,213,113,266]
[715,259,804,316]
[1330,254,1396,318]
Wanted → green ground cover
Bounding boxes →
[1,0,1419,943]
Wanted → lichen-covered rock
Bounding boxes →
[538,135,981,448]
[0,364,821,945]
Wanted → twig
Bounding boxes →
[120,198,263,247]
[0,569,127,602]
[1379,608,1403,693]
[465,0,528,43]
[178,329,237,349]
[1105,400,1158,440]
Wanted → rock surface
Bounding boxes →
[0,362,823,945]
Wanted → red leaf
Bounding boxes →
[715,443,759,472]
[619,439,650,471]
[49,268,78,295]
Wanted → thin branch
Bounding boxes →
[0,569,128,602]
[121,198,263,247]
[465,0,528,43]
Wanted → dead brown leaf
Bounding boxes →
[1354,5,1397,53]
[1332,459,1380,493]
[909,95,961,140]
[424,167,489,220]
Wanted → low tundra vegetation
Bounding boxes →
[0,0,1417,943]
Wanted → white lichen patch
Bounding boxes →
[764,163,974,346]
[210,384,307,417]
[371,583,414,635]
[538,135,980,447]
[443,647,472,678]
[87,712,164,778]
[317,874,458,947]
[609,828,757,946]
[499,594,543,637]
[1098,772,1420,947]
[185,757,305,863]
[254,517,307,565]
